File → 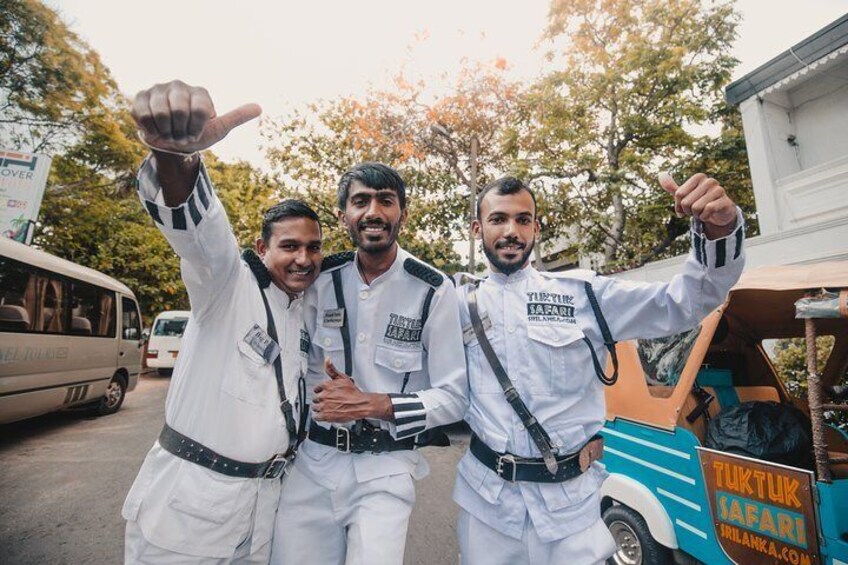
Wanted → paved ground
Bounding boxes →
[0,373,465,564]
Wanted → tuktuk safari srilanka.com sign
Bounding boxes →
[0,149,52,244]
[698,447,820,565]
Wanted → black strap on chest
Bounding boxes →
[399,286,436,394]
[581,281,619,386]
[243,249,307,451]
[467,285,559,476]
[331,269,353,376]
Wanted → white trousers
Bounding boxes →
[457,508,616,565]
[270,463,415,565]
[125,520,271,565]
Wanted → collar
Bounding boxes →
[354,245,405,287]
[487,262,533,286]
[267,283,301,309]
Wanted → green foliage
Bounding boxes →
[771,336,846,429]
[521,0,751,271]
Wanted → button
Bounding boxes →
[357,333,366,343]
[517,424,525,431]
[507,325,516,334]
[393,359,403,368]
[359,290,369,300]
[323,337,331,347]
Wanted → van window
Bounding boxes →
[70,280,116,337]
[636,326,701,395]
[122,297,141,341]
[153,317,189,337]
[0,257,37,332]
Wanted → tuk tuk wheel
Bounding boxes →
[603,504,672,565]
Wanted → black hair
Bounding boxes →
[261,199,321,242]
[337,162,407,210]
[476,176,537,219]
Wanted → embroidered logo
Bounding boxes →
[526,291,576,324]
[384,313,422,346]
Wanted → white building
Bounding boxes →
[603,14,848,283]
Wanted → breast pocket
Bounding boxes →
[313,327,346,371]
[220,338,272,406]
[526,324,590,396]
[466,331,507,395]
[374,345,423,391]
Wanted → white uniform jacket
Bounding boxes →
[296,247,468,487]
[453,213,746,543]
[122,159,306,558]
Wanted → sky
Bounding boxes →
[47,0,848,169]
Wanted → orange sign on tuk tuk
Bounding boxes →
[698,448,820,565]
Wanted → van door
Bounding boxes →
[120,296,142,388]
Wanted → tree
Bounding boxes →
[263,61,523,272]
[522,0,747,271]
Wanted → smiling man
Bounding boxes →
[270,162,468,565]
[121,80,322,564]
[453,175,745,564]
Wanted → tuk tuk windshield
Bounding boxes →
[637,326,701,388]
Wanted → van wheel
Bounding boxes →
[603,504,672,565]
[94,373,127,416]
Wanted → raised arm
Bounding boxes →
[130,81,262,321]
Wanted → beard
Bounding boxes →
[347,219,401,254]
[483,236,535,275]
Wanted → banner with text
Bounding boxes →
[698,447,819,565]
[0,149,52,244]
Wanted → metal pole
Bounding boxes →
[469,135,478,273]
[805,313,831,482]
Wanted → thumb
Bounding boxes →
[200,103,262,146]
[324,357,347,380]
[658,171,678,195]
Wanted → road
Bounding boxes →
[0,373,465,565]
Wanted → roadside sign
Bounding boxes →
[0,149,52,244]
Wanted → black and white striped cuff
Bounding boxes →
[389,392,426,439]
[136,157,217,232]
[691,209,745,268]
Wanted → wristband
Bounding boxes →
[136,131,200,162]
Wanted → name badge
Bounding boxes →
[323,308,345,328]
[462,314,492,344]
[244,324,280,364]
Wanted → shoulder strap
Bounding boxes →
[331,269,353,376]
[399,286,437,393]
[582,281,619,386]
[467,286,559,476]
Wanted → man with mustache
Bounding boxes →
[454,174,745,564]
[122,81,322,563]
[271,163,468,564]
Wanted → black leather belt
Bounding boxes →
[470,433,603,483]
[308,422,416,454]
[158,424,291,479]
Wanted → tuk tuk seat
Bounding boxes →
[678,385,781,440]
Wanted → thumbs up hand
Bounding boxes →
[659,172,738,239]
[131,80,261,154]
[312,358,394,423]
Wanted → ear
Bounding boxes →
[255,237,267,257]
[534,218,541,240]
[471,219,483,240]
[400,207,408,228]
[336,208,348,228]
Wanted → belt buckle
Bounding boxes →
[496,454,517,483]
[263,454,288,479]
[335,427,351,453]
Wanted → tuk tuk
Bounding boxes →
[600,262,848,565]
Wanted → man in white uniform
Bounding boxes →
[271,162,468,565]
[454,174,745,564]
[122,81,323,564]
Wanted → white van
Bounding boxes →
[146,310,190,374]
[0,237,143,425]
